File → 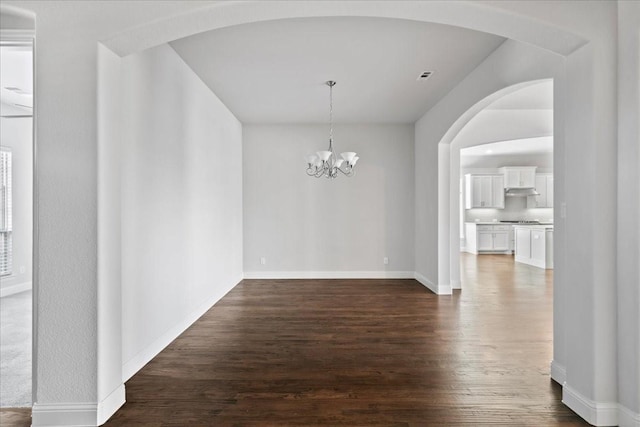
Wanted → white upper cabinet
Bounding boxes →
[499,166,537,188]
[465,174,504,209]
[491,175,505,208]
[527,173,554,208]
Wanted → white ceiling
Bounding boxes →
[170,17,505,124]
[0,44,33,117]
[485,81,553,110]
[458,80,553,159]
[461,136,553,157]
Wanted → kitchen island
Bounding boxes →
[514,224,553,269]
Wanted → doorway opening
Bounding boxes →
[449,80,554,290]
[0,35,34,410]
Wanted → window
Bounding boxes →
[0,149,12,276]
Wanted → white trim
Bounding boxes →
[242,271,415,279]
[96,384,125,426]
[414,272,452,295]
[0,29,35,43]
[562,382,619,426]
[451,279,461,290]
[0,280,31,297]
[32,382,124,426]
[550,360,566,384]
[122,275,242,381]
[618,404,640,427]
[32,402,97,427]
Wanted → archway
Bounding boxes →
[438,79,553,290]
[2,2,625,426]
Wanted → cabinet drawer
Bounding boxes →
[477,225,493,231]
[492,225,512,231]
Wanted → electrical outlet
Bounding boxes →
[19,266,26,274]
[260,257,266,266]
[383,257,389,265]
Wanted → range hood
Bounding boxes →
[505,188,540,197]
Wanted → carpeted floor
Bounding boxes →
[0,290,31,408]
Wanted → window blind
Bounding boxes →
[0,149,12,276]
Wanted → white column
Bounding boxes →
[616,2,640,424]
[562,40,619,426]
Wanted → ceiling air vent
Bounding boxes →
[416,71,433,81]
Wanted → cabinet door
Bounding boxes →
[477,232,493,251]
[492,231,509,251]
[515,228,531,259]
[478,176,492,207]
[531,230,545,262]
[528,175,546,208]
[520,169,536,187]
[471,176,483,208]
[491,175,505,208]
[546,176,554,208]
[504,169,520,188]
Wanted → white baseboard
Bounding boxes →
[0,281,32,298]
[243,270,454,295]
[550,360,566,384]
[618,404,640,427]
[413,272,452,295]
[451,279,461,290]
[32,384,125,427]
[32,402,98,427]
[122,275,242,381]
[562,382,619,426]
[242,271,415,279]
[97,384,125,426]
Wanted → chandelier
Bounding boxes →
[305,81,359,178]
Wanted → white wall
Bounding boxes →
[96,43,125,422]
[414,39,563,286]
[0,117,32,294]
[120,44,243,378]
[243,124,414,276]
[617,0,640,421]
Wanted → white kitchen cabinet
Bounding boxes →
[464,174,504,209]
[492,230,510,251]
[499,167,536,188]
[465,223,512,254]
[515,228,531,259]
[527,174,554,208]
[514,225,553,269]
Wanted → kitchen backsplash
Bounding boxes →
[464,196,554,223]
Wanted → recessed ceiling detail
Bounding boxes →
[170,17,504,124]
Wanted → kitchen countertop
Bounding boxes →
[513,223,554,229]
[466,221,554,227]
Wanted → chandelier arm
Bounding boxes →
[336,165,355,177]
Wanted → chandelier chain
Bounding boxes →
[329,82,333,150]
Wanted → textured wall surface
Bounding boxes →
[243,124,414,274]
[120,44,243,372]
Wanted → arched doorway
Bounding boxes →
[3,2,626,426]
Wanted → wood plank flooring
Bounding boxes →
[1,254,587,426]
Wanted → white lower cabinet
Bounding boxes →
[465,223,512,254]
[514,225,553,269]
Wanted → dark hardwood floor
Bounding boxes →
[1,254,587,426]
